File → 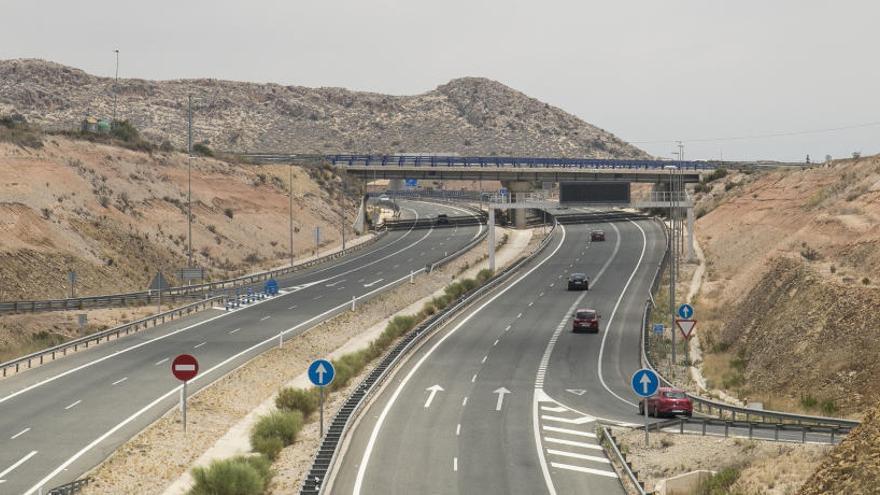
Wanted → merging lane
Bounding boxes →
[0,200,481,494]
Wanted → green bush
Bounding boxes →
[188,455,272,495]
[275,387,320,419]
[250,410,303,460]
[110,120,140,143]
[800,394,818,410]
[193,142,214,157]
[705,168,728,183]
[697,466,740,495]
[820,399,839,416]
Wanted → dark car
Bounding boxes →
[567,272,589,290]
[638,387,693,417]
[572,308,600,333]
[436,214,449,225]
[591,230,606,241]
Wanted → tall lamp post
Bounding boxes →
[289,164,295,268]
[113,49,119,123]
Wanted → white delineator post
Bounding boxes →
[488,208,496,273]
[351,296,356,311]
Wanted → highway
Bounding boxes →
[0,200,481,495]
[331,211,667,495]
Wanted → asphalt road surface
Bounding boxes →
[331,211,667,495]
[0,200,481,495]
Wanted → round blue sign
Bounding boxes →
[677,303,694,320]
[308,359,335,387]
[631,368,660,398]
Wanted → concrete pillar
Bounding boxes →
[388,179,403,191]
[687,206,695,262]
[488,208,496,272]
[503,181,534,228]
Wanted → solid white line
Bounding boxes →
[540,406,568,413]
[462,397,468,407]
[544,437,602,450]
[260,315,271,321]
[543,425,597,438]
[10,427,30,440]
[541,415,595,425]
[111,377,128,386]
[0,450,37,479]
[549,462,617,478]
[493,339,499,346]
[154,358,169,366]
[597,218,649,408]
[481,356,487,364]
[229,328,240,334]
[352,227,565,495]
[453,457,458,472]
[64,400,82,410]
[546,449,610,464]
[471,374,478,383]
[456,424,461,436]
[193,342,206,349]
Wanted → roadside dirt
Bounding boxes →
[613,427,829,495]
[80,227,531,495]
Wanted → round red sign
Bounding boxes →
[171,354,199,381]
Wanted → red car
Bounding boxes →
[638,387,693,417]
[572,309,600,333]
[591,230,605,241]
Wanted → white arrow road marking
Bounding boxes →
[541,414,595,425]
[10,427,30,440]
[363,279,384,288]
[424,385,444,408]
[494,387,511,411]
[0,450,37,481]
[566,389,587,396]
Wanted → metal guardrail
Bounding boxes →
[0,230,388,315]
[47,477,92,495]
[301,218,559,494]
[0,297,225,378]
[650,416,850,444]
[639,218,860,429]
[329,154,713,170]
[599,426,648,495]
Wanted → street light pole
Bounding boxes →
[113,49,119,123]
[289,164,294,268]
[187,95,193,269]
[668,166,676,378]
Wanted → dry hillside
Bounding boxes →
[0,132,355,303]
[693,155,880,416]
[0,59,648,158]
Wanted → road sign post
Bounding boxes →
[172,354,199,433]
[308,359,335,438]
[631,368,660,445]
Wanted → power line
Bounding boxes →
[631,120,880,145]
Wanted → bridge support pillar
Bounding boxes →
[502,181,534,228]
[488,208,496,272]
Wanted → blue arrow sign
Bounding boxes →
[499,187,508,196]
[652,323,665,335]
[308,359,335,387]
[677,303,694,320]
[405,178,418,187]
[265,278,279,295]
[631,368,660,398]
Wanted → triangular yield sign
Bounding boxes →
[676,319,697,340]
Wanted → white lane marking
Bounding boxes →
[528,301,534,307]
[471,374,478,383]
[363,279,384,287]
[550,283,555,287]
[350,225,565,495]
[260,315,271,321]
[505,325,511,331]
[111,377,128,386]
[0,450,38,480]
[540,406,568,413]
[154,358,169,366]
[193,342,206,349]
[543,425,597,438]
[393,264,399,269]
[493,339,499,346]
[325,279,346,287]
[541,415,595,425]
[544,437,602,450]
[453,457,458,472]
[597,219,649,408]
[229,328,240,334]
[64,400,82,410]
[550,462,617,478]
[462,397,468,407]
[481,356,488,364]
[313,295,323,300]
[539,292,545,297]
[547,449,610,464]
[358,278,365,283]
[338,286,346,290]
[10,427,30,440]
[288,305,298,310]
[456,424,461,436]
[516,313,522,319]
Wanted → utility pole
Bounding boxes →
[289,164,294,268]
[187,95,193,269]
[113,49,119,123]
[668,165,677,378]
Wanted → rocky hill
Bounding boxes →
[0,59,648,158]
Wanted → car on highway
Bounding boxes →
[567,272,589,290]
[436,213,449,225]
[591,230,606,241]
[638,387,693,417]
[572,308,600,333]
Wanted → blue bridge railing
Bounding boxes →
[328,154,712,170]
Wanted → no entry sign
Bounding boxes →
[172,354,199,381]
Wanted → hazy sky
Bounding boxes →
[3,0,878,161]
